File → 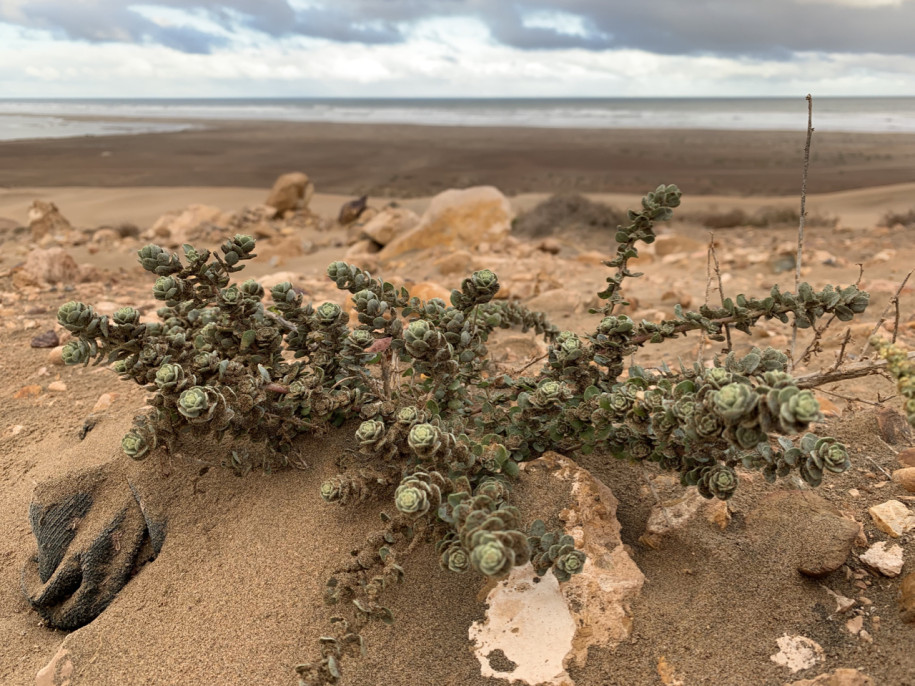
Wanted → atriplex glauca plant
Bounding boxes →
[55,184,873,684]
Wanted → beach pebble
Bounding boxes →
[859,542,904,577]
[898,448,915,469]
[92,393,119,413]
[14,384,42,399]
[47,381,67,393]
[535,238,562,254]
[875,407,912,445]
[48,346,66,365]
[770,634,824,673]
[30,330,59,348]
[892,467,915,493]
[338,195,368,225]
[868,500,915,538]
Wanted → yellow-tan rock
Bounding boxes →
[380,187,512,260]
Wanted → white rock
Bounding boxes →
[469,565,576,686]
[469,452,644,685]
[770,634,824,673]
[859,541,904,577]
[868,500,915,538]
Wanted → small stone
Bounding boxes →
[14,384,42,399]
[47,381,67,393]
[48,346,66,366]
[433,250,476,277]
[899,572,915,623]
[868,500,915,537]
[891,467,915,493]
[35,646,74,686]
[847,488,860,498]
[338,195,368,225]
[30,330,60,348]
[845,615,864,635]
[265,172,313,214]
[535,238,561,254]
[814,395,842,418]
[2,424,25,439]
[860,541,904,577]
[653,234,704,257]
[91,393,118,413]
[409,282,451,303]
[875,407,912,445]
[748,491,860,578]
[898,448,915,469]
[770,634,824,673]
[526,288,583,316]
[821,585,856,613]
[704,499,730,530]
[660,290,692,308]
[787,668,874,686]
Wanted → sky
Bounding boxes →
[1,0,914,98]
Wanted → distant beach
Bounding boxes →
[3,119,915,197]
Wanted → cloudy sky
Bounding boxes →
[1,0,913,98]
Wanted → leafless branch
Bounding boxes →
[857,268,913,358]
[790,94,814,370]
[794,350,915,388]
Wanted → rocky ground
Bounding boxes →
[1,175,914,685]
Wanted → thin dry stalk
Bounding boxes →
[708,232,732,353]
[857,268,913,358]
[790,94,814,369]
[831,328,853,371]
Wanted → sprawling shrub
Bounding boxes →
[57,185,870,684]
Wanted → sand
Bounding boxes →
[1,121,915,686]
[3,121,915,198]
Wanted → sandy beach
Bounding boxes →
[3,121,915,198]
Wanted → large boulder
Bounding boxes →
[468,452,644,686]
[264,172,314,215]
[16,248,81,286]
[360,206,419,246]
[28,201,73,242]
[144,205,226,247]
[379,186,513,260]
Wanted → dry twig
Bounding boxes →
[790,94,814,369]
[794,350,915,388]
[856,268,913,358]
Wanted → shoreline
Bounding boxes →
[3,120,915,197]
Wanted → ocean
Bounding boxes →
[1,97,915,142]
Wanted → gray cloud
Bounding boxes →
[1,0,913,57]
